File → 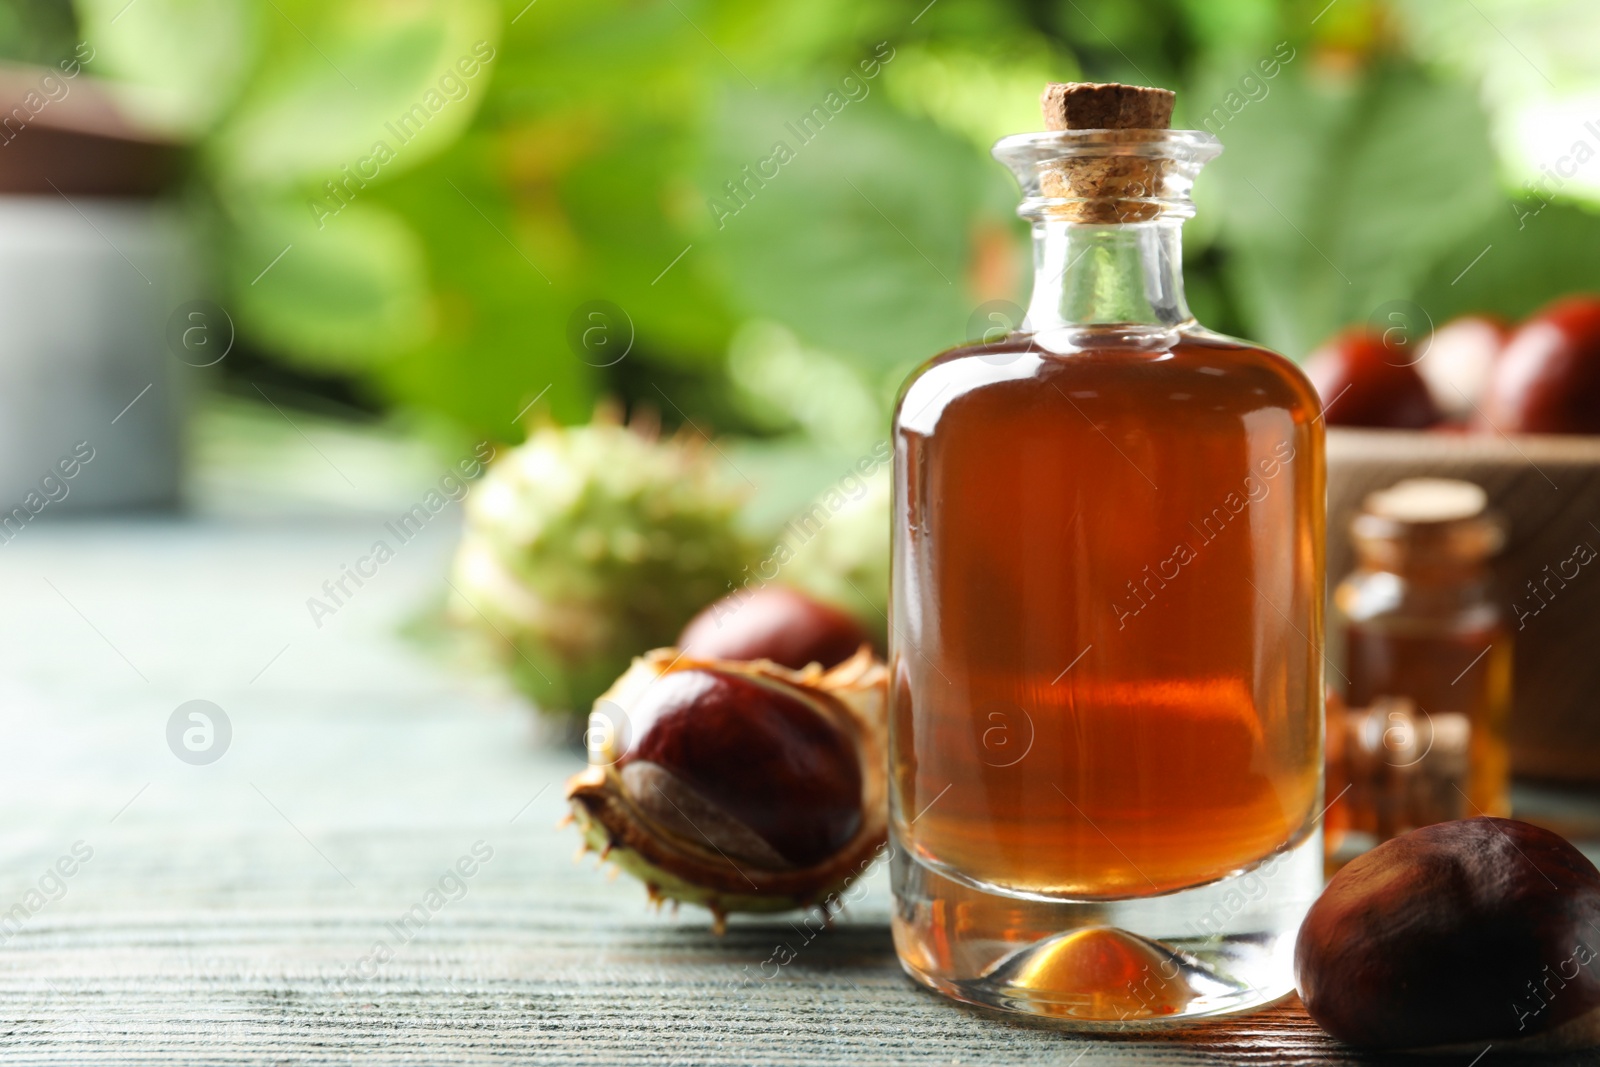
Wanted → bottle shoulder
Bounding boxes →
[894,327,1322,434]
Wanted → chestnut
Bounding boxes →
[566,648,887,930]
[1303,327,1442,429]
[621,667,862,867]
[1481,295,1600,434]
[678,585,869,671]
[1418,314,1509,420]
[1296,817,1600,1052]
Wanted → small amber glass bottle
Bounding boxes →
[1328,478,1512,861]
[889,83,1324,1024]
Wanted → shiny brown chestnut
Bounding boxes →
[1296,817,1600,1052]
[621,667,862,867]
[1418,314,1509,420]
[566,648,887,930]
[1304,327,1442,429]
[677,585,869,671]
[1481,295,1600,434]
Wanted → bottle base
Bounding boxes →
[890,828,1322,1028]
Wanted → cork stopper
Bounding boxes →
[1364,478,1487,524]
[1038,82,1176,223]
[1352,477,1505,568]
[1040,82,1174,132]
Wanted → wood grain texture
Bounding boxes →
[0,517,1595,1065]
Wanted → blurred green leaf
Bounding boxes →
[229,200,432,371]
[701,88,989,372]
[557,124,736,366]
[1413,198,1600,323]
[1175,0,1279,54]
[213,0,497,190]
[1205,65,1502,356]
[371,144,598,436]
[74,0,260,134]
[879,38,1079,153]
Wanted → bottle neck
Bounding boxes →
[1026,218,1193,335]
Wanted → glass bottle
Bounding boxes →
[888,84,1325,1025]
[1327,478,1511,863]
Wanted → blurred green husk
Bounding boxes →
[448,412,756,715]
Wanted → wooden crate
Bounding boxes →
[1327,427,1600,784]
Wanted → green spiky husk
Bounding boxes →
[449,416,754,717]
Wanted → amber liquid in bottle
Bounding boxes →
[1343,626,1512,817]
[893,333,1324,898]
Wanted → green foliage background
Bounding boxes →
[8,0,1600,455]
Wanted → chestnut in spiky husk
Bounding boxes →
[1296,817,1600,1052]
[677,585,870,671]
[565,648,887,931]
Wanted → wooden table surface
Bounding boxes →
[1,515,1596,1065]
